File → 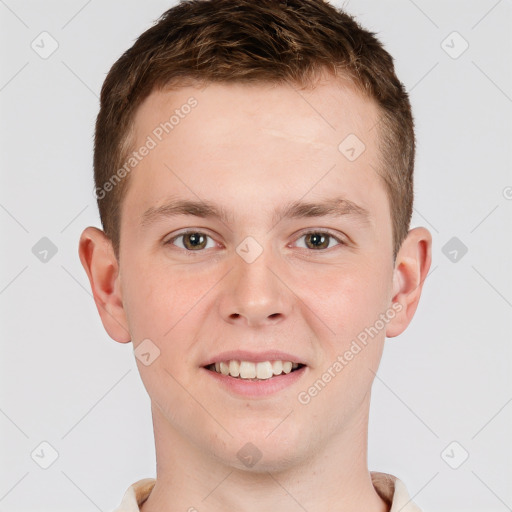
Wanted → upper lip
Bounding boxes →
[201,350,307,367]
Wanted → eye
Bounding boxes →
[164,229,346,253]
[165,230,217,251]
[293,231,345,251]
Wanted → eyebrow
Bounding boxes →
[140,196,372,229]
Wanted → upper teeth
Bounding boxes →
[211,360,300,379]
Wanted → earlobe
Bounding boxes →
[385,227,432,338]
[78,227,131,343]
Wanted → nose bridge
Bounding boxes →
[219,235,290,326]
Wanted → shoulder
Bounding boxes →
[370,471,423,512]
[111,478,156,512]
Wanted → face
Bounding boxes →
[100,77,403,470]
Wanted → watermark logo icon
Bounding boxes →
[338,134,366,162]
[441,441,469,469]
[31,32,59,59]
[134,338,161,366]
[442,236,468,263]
[502,186,512,200]
[31,441,59,469]
[441,31,469,59]
[32,237,58,263]
[236,236,263,264]
[237,442,262,468]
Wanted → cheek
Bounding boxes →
[121,257,219,353]
[122,262,202,397]
[296,263,390,417]
[298,258,390,346]
[120,259,178,342]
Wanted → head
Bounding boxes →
[80,0,431,472]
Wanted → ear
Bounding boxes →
[78,226,131,343]
[385,227,432,338]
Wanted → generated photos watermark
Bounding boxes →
[297,302,403,405]
[94,96,198,200]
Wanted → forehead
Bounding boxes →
[133,77,379,151]
[122,77,387,232]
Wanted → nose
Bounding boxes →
[217,240,292,328]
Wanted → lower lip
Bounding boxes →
[202,366,307,398]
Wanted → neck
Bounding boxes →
[141,393,388,512]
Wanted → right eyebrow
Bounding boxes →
[141,199,233,228]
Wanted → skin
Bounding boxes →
[79,75,431,512]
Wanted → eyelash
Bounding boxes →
[164,229,347,253]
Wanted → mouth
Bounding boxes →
[204,360,306,381]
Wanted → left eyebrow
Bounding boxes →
[140,196,372,229]
[275,197,372,227]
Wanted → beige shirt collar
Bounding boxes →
[112,471,423,512]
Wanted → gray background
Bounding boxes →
[1,0,511,511]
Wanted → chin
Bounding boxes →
[213,424,305,473]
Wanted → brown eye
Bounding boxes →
[295,231,344,250]
[167,231,214,251]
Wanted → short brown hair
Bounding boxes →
[94,0,414,262]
